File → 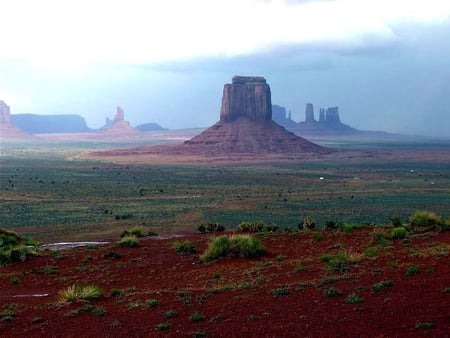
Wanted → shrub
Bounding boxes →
[322,250,364,273]
[313,233,324,241]
[275,254,285,261]
[270,287,290,296]
[0,229,39,266]
[370,228,392,247]
[10,277,20,285]
[390,216,402,227]
[197,224,206,233]
[372,280,394,292]
[264,223,279,232]
[129,226,145,237]
[415,322,434,329]
[145,298,160,308]
[200,235,265,263]
[391,227,407,239]
[190,312,206,322]
[342,223,367,233]
[58,284,103,303]
[364,247,378,257]
[103,251,120,259]
[237,221,265,233]
[300,217,316,231]
[165,310,177,318]
[324,287,342,298]
[155,322,171,331]
[438,217,450,231]
[172,240,196,254]
[207,223,225,232]
[110,320,122,328]
[409,210,440,228]
[346,293,363,304]
[110,288,121,297]
[325,220,338,230]
[405,265,420,275]
[117,236,138,248]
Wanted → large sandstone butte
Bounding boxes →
[0,100,32,139]
[179,76,327,155]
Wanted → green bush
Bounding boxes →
[415,322,434,330]
[409,210,440,228]
[237,221,265,233]
[200,235,265,263]
[165,310,177,318]
[129,226,145,237]
[145,298,160,308]
[391,226,407,239]
[346,293,363,304]
[0,229,39,266]
[58,284,103,303]
[300,217,316,231]
[172,240,196,254]
[117,236,138,248]
[155,322,171,331]
[324,287,342,297]
[372,280,394,292]
[270,287,290,296]
[390,216,402,227]
[405,265,420,275]
[189,312,206,322]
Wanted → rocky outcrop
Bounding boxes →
[0,101,32,138]
[135,122,167,132]
[98,106,139,136]
[305,103,315,123]
[220,76,272,123]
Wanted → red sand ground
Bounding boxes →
[1,228,449,337]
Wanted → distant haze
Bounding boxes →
[1,0,449,137]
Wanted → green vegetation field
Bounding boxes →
[1,140,449,242]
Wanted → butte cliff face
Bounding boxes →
[0,100,32,139]
[220,76,272,123]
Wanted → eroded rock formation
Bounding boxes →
[0,100,32,138]
[220,76,272,123]
[98,106,139,136]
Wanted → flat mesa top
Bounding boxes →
[232,76,266,84]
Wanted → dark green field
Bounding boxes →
[1,139,449,242]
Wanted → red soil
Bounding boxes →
[1,229,449,337]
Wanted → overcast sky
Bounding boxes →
[1,0,449,137]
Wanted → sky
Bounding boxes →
[1,0,450,137]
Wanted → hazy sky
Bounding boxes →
[1,0,449,137]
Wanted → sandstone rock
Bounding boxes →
[319,108,325,122]
[220,76,272,123]
[0,100,12,124]
[325,107,340,124]
[0,100,33,138]
[305,103,315,123]
[114,106,125,122]
[98,106,139,136]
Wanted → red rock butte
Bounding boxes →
[0,100,33,139]
[180,76,328,155]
